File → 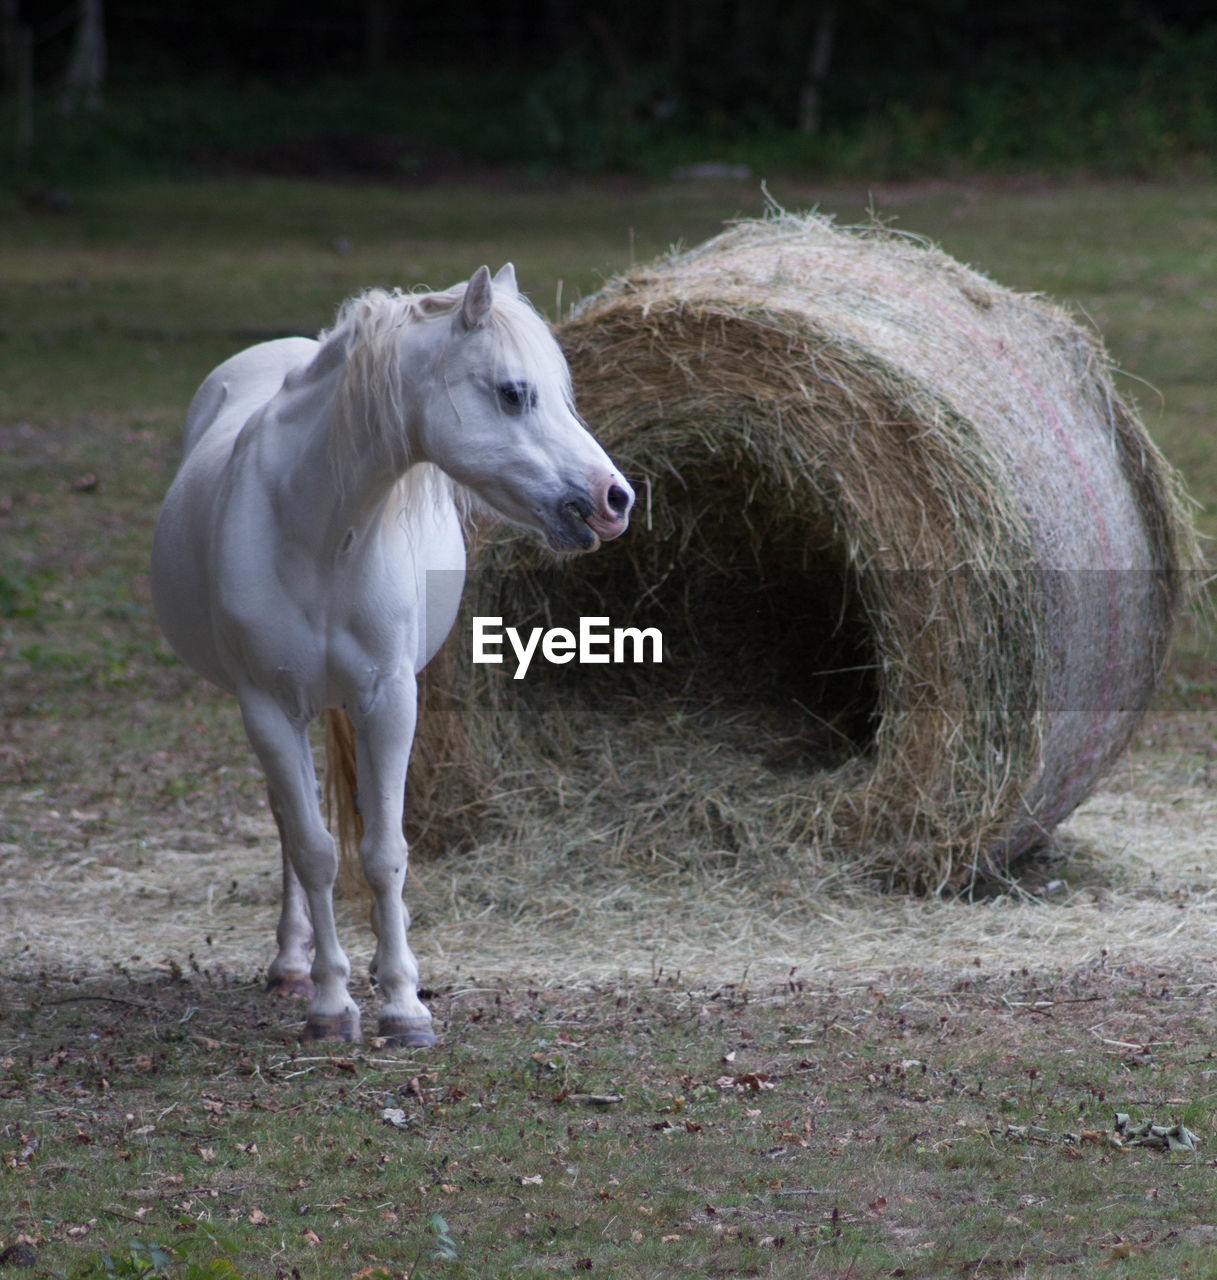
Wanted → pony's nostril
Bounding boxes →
[607,483,632,518]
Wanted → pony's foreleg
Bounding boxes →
[239,688,360,1042]
[354,682,436,1048]
[265,794,315,999]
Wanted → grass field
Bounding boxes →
[1,174,1215,1277]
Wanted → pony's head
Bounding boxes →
[414,264,634,552]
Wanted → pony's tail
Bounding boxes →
[324,708,365,898]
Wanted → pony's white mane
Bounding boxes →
[320,285,460,477]
[315,280,572,515]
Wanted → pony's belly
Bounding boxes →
[418,567,464,668]
[150,489,237,693]
[392,494,466,671]
[418,545,466,670]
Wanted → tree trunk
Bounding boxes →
[1,0,18,92]
[798,2,836,135]
[61,0,106,116]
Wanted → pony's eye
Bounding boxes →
[496,381,537,414]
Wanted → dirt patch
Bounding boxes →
[1,949,1210,1058]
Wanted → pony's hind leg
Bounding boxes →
[265,796,315,999]
[354,683,436,1048]
[240,688,360,1042]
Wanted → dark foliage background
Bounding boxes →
[3,2,1217,180]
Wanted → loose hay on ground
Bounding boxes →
[396,209,1201,890]
[5,761,1216,988]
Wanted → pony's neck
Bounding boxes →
[272,334,423,550]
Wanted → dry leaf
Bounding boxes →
[735,1072,775,1092]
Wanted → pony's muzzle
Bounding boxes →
[547,475,634,551]
[585,476,635,541]
[552,500,602,551]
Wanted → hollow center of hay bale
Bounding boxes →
[479,466,881,773]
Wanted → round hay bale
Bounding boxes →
[416,211,1200,889]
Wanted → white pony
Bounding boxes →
[151,265,633,1046]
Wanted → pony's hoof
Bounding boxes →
[378,1017,437,1048]
[302,1011,361,1043]
[266,971,315,999]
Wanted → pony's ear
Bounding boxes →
[460,265,494,330]
[492,262,518,295]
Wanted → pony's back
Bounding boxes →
[181,337,319,460]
